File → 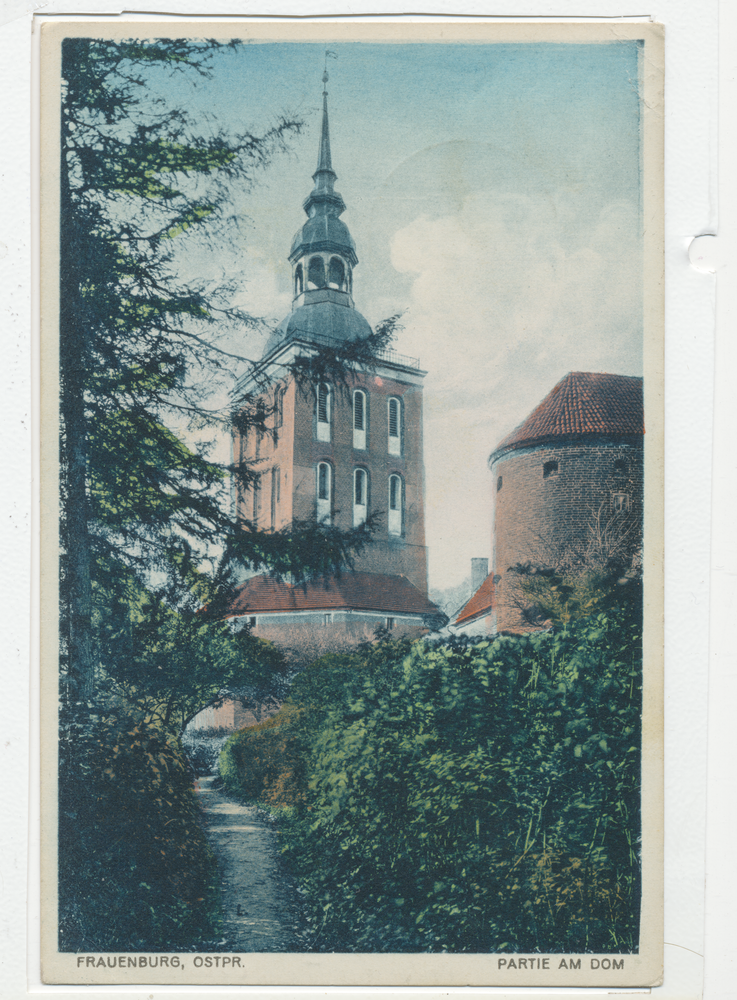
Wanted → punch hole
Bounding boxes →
[689,234,724,273]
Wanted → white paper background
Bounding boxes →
[0,0,731,997]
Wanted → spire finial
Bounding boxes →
[316,52,337,176]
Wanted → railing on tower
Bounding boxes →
[283,328,421,369]
[232,327,422,400]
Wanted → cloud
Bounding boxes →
[388,192,643,588]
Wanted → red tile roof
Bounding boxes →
[225,571,440,617]
[453,574,494,625]
[491,372,644,461]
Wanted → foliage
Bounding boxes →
[221,616,641,954]
[93,560,287,732]
[220,705,312,808]
[56,36,393,954]
[510,563,642,629]
[219,637,414,806]
[59,36,388,705]
[58,720,221,951]
[180,731,231,776]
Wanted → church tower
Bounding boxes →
[227,73,439,667]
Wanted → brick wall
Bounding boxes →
[234,368,429,595]
[490,438,643,632]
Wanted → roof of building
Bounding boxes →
[225,571,440,618]
[290,213,356,262]
[490,372,644,462]
[453,574,495,626]
[264,299,373,357]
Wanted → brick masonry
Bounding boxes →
[234,368,429,594]
[490,437,643,632]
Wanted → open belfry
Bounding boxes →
[227,72,440,667]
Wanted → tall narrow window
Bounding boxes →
[388,474,402,536]
[274,386,283,429]
[353,468,368,527]
[294,264,304,296]
[388,397,401,456]
[270,467,280,529]
[317,462,331,524]
[353,389,366,449]
[252,473,261,525]
[316,383,330,442]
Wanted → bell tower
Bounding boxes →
[228,72,439,666]
[289,72,357,309]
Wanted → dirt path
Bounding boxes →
[195,776,303,952]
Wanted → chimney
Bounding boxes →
[471,558,489,593]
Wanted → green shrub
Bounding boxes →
[276,612,641,953]
[219,638,414,808]
[220,704,311,807]
[59,718,221,952]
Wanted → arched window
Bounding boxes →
[613,458,627,474]
[308,256,326,289]
[294,264,304,296]
[353,389,366,449]
[252,473,261,525]
[271,466,280,529]
[353,468,368,527]
[316,383,330,442]
[328,256,345,289]
[388,397,401,456]
[317,462,332,524]
[273,385,284,430]
[388,474,402,536]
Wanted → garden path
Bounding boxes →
[195,776,303,952]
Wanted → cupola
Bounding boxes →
[263,69,372,359]
[289,71,358,308]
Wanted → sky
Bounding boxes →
[146,38,644,591]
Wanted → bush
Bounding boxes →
[59,718,222,952]
[219,638,414,809]
[276,615,641,953]
[220,704,311,808]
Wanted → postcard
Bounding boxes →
[39,19,664,987]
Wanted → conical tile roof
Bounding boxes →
[490,372,643,462]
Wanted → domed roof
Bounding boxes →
[263,300,373,357]
[490,372,644,463]
[290,213,357,263]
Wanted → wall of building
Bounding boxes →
[234,368,429,595]
[243,609,427,672]
[187,697,279,734]
[490,438,643,632]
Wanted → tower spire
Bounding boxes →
[316,70,333,174]
[308,68,339,206]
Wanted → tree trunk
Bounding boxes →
[58,121,95,704]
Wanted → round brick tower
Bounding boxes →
[488,371,644,633]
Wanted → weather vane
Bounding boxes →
[323,48,338,90]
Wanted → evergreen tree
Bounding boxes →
[58,37,390,711]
